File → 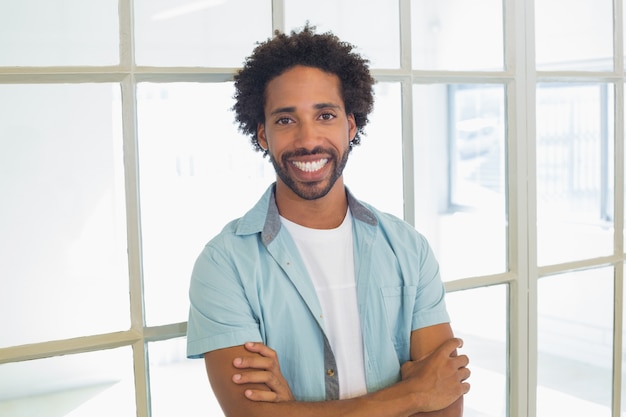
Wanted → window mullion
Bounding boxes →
[507,0,537,416]
[119,0,149,415]
[272,0,285,33]
[612,0,624,415]
[613,4,625,415]
[119,0,134,69]
[399,0,415,226]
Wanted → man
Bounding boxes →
[186,25,470,416]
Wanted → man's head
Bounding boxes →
[233,24,376,156]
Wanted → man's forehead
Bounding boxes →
[264,69,344,108]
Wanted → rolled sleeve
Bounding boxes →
[412,237,450,331]
[186,244,261,359]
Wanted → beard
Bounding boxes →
[268,145,351,201]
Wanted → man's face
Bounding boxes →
[257,65,357,201]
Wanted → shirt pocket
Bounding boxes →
[380,286,418,361]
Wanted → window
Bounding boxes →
[1,1,624,416]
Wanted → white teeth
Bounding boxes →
[292,158,328,172]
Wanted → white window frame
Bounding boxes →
[0,1,624,416]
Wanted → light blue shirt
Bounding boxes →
[186,184,450,401]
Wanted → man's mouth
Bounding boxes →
[291,158,329,173]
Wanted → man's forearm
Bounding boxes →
[225,379,434,417]
[413,396,463,417]
[208,337,469,417]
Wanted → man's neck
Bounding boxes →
[274,180,348,230]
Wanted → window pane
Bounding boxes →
[134,0,271,67]
[413,84,507,280]
[535,0,613,71]
[537,268,613,417]
[0,347,135,416]
[149,338,220,417]
[411,0,504,71]
[536,83,614,266]
[0,0,119,66]
[344,83,404,219]
[0,84,129,348]
[137,82,275,326]
[445,285,507,417]
[284,0,400,69]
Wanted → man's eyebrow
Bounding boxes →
[314,102,341,110]
[269,106,296,116]
[269,103,342,116]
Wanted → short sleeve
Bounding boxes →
[411,236,450,330]
[186,244,261,359]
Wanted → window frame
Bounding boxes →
[0,1,624,416]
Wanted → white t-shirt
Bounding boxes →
[281,210,367,399]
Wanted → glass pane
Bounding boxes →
[149,338,221,417]
[537,268,613,417]
[0,347,135,416]
[411,0,504,71]
[134,0,271,67]
[445,285,507,417]
[0,84,129,348]
[344,82,404,219]
[536,83,614,266]
[535,0,613,71]
[0,0,118,66]
[284,0,400,69]
[137,82,275,326]
[413,84,507,280]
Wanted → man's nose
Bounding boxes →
[294,120,321,147]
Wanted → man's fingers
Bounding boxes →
[243,342,277,358]
[243,389,278,402]
[234,342,280,370]
[233,355,273,370]
[453,353,470,369]
[460,366,471,382]
[461,381,471,395]
[233,369,293,402]
[243,342,279,365]
[435,337,464,357]
[232,370,276,385]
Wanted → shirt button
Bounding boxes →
[326,369,335,377]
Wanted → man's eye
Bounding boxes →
[276,117,292,125]
[320,112,336,121]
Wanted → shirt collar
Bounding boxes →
[236,183,378,244]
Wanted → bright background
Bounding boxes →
[0,1,624,416]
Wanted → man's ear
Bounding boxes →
[257,123,268,150]
[347,113,357,142]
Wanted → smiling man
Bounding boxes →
[186,25,470,417]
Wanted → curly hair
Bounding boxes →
[233,24,376,155]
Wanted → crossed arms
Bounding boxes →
[203,323,470,417]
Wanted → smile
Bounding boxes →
[292,158,329,173]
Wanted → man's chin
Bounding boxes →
[272,155,345,201]
[289,182,333,201]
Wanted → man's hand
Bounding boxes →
[401,338,470,413]
[231,342,295,402]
